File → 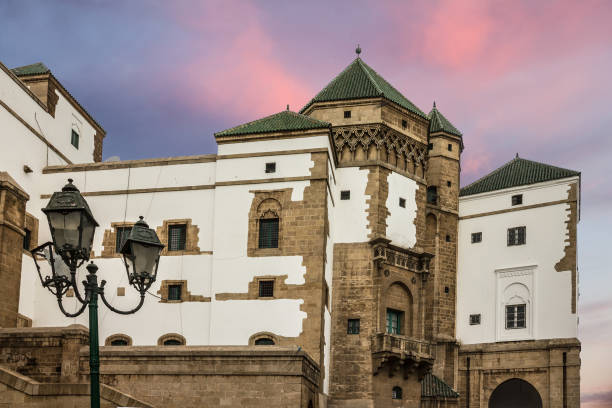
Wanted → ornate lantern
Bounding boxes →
[119,216,164,292]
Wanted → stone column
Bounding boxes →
[0,172,29,327]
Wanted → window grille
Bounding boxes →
[258,280,274,297]
[110,338,128,346]
[265,162,276,173]
[344,110,351,118]
[347,319,360,334]
[71,129,79,149]
[163,339,183,345]
[471,232,482,243]
[258,218,279,248]
[469,314,481,325]
[168,224,187,251]
[392,386,403,399]
[506,304,526,329]
[511,194,523,206]
[386,309,403,335]
[340,190,350,200]
[254,338,275,345]
[115,226,132,252]
[23,228,31,250]
[507,226,526,246]
[168,284,182,301]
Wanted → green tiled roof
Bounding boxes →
[428,102,462,137]
[300,58,427,118]
[460,156,580,197]
[421,373,459,398]
[11,62,50,76]
[215,110,330,137]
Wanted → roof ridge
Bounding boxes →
[215,109,330,137]
[357,59,383,95]
[300,59,361,113]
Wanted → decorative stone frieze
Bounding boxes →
[332,124,428,178]
[371,238,432,278]
[371,333,434,376]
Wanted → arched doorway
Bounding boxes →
[489,378,542,408]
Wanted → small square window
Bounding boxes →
[511,194,523,206]
[168,284,182,301]
[23,228,31,251]
[265,162,276,173]
[507,226,526,246]
[259,280,274,297]
[470,314,481,325]
[506,304,526,329]
[347,319,360,334]
[71,129,79,149]
[447,181,452,187]
[471,232,482,243]
[428,143,433,150]
[444,286,450,294]
[168,224,187,251]
[401,119,407,129]
[340,190,350,200]
[447,143,452,151]
[115,226,132,253]
[344,110,351,118]
[399,198,406,208]
[445,234,451,242]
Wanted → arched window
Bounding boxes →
[157,333,186,346]
[392,386,403,399]
[254,338,275,345]
[384,282,413,336]
[105,334,132,346]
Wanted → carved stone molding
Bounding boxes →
[332,124,428,178]
[371,238,433,278]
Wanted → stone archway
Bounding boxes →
[489,378,542,408]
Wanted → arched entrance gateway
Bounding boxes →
[489,379,542,408]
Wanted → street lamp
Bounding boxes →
[31,179,164,408]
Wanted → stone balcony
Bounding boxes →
[372,333,434,378]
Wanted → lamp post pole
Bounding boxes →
[31,180,164,408]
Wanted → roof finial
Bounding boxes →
[433,101,437,109]
[356,44,361,57]
[515,152,519,159]
[286,104,289,111]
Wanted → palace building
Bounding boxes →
[0,52,580,407]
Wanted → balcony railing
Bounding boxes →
[372,332,434,360]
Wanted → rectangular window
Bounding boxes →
[428,143,433,150]
[511,194,523,206]
[344,110,351,118]
[448,143,452,151]
[347,319,360,334]
[115,226,132,253]
[447,181,452,187]
[265,162,276,173]
[469,314,481,325]
[168,284,182,301]
[507,226,526,246]
[399,197,406,208]
[471,232,482,243]
[386,308,403,335]
[427,186,438,205]
[340,190,350,200]
[401,119,407,129]
[258,280,274,297]
[168,224,187,251]
[23,228,31,250]
[71,129,79,149]
[505,304,526,329]
[258,218,279,248]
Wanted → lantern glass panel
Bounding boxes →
[43,246,71,278]
[131,242,160,278]
[80,214,96,255]
[49,211,81,249]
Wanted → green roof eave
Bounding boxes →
[460,156,580,197]
[428,104,462,137]
[300,58,427,119]
[215,110,331,138]
[11,62,50,76]
[421,373,459,398]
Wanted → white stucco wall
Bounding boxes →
[385,172,418,248]
[334,167,370,243]
[457,178,579,344]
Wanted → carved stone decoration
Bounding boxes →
[332,124,428,178]
[371,238,432,277]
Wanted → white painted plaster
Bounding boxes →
[215,154,313,182]
[217,134,331,155]
[334,167,369,243]
[385,172,417,248]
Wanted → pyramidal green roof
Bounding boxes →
[422,373,459,398]
[460,156,580,197]
[11,62,50,76]
[428,102,462,137]
[300,58,427,118]
[215,109,330,137]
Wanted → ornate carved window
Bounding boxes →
[256,198,281,250]
[105,334,132,346]
[158,333,186,346]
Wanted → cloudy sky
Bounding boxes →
[1,0,611,404]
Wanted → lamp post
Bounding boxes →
[30,179,164,408]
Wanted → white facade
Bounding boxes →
[457,178,579,344]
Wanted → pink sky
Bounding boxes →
[2,0,611,404]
